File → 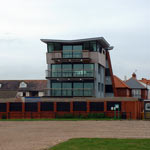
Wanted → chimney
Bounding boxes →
[132,72,136,78]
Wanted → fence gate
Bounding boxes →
[144,100,150,119]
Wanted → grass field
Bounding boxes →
[48,138,150,150]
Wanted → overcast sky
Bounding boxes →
[0,0,149,80]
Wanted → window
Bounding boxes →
[51,64,61,77]
[62,64,72,77]
[90,41,97,51]
[0,84,2,88]
[105,68,111,76]
[62,45,82,58]
[84,64,94,77]
[47,43,61,52]
[98,83,100,92]
[145,103,150,111]
[73,83,83,96]
[62,82,72,96]
[105,85,113,93]
[73,45,82,58]
[132,89,141,98]
[51,83,61,96]
[73,64,83,77]
[19,82,27,88]
[48,43,54,52]
[84,82,94,96]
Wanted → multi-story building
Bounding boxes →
[41,37,116,98]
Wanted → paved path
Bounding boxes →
[0,121,150,150]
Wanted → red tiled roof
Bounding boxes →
[113,75,129,88]
[139,78,150,85]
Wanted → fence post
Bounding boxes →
[54,102,57,118]
[38,102,41,118]
[6,102,10,119]
[22,102,25,119]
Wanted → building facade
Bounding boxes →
[41,37,115,98]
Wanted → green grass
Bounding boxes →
[48,138,150,150]
[0,118,118,121]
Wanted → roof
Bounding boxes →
[139,78,150,85]
[0,80,47,91]
[125,77,146,89]
[113,75,129,88]
[41,37,111,49]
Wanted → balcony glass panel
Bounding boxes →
[62,64,72,77]
[51,83,61,96]
[84,64,94,77]
[62,83,72,96]
[84,83,94,96]
[73,45,82,58]
[51,64,61,77]
[73,83,83,96]
[63,45,72,58]
[73,64,83,77]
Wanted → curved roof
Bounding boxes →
[41,37,111,49]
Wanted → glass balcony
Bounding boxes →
[49,88,94,97]
[46,69,94,78]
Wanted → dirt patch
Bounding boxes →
[0,120,150,150]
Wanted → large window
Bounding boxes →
[51,82,94,97]
[47,43,61,52]
[63,45,82,58]
[62,64,72,77]
[51,64,61,77]
[62,83,72,96]
[51,64,94,78]
[51,83,61,96]
[84,64,94,77]
[83,41,98,51]
[73,64,83,77]
[84,82,94,96]
[73,83,83,96]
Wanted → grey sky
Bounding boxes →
[0,0,149,80]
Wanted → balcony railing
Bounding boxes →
[46,69,95,78]
[51,50,90,59]
[45,88,94,97]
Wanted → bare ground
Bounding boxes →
[0,120,150,150]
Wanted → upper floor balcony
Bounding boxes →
[47,50,91,63]
[46,69,95,81]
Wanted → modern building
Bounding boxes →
[41,37,116,98]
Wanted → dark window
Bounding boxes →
[47,43,54,52]
[54,43,61,51]
[40,102,54,111]
[105,85,113,93]
[0,103,7,112]
[62,64,72,77]
[9,102,22,112]
[107,102,121,111]
[51,64,61,77]
[90,102,104,111]
[105,68,111,76]
[83,42,90,50]
[90,41,97,51]
[25,102,38,112]
[84,82,94,96]
[62,83,72,96]
[73,102,87,111]
[98,83,100,92]
[57,102,70,112]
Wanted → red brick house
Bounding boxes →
[114,75,130,97]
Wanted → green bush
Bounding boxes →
[87,113,105,118]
